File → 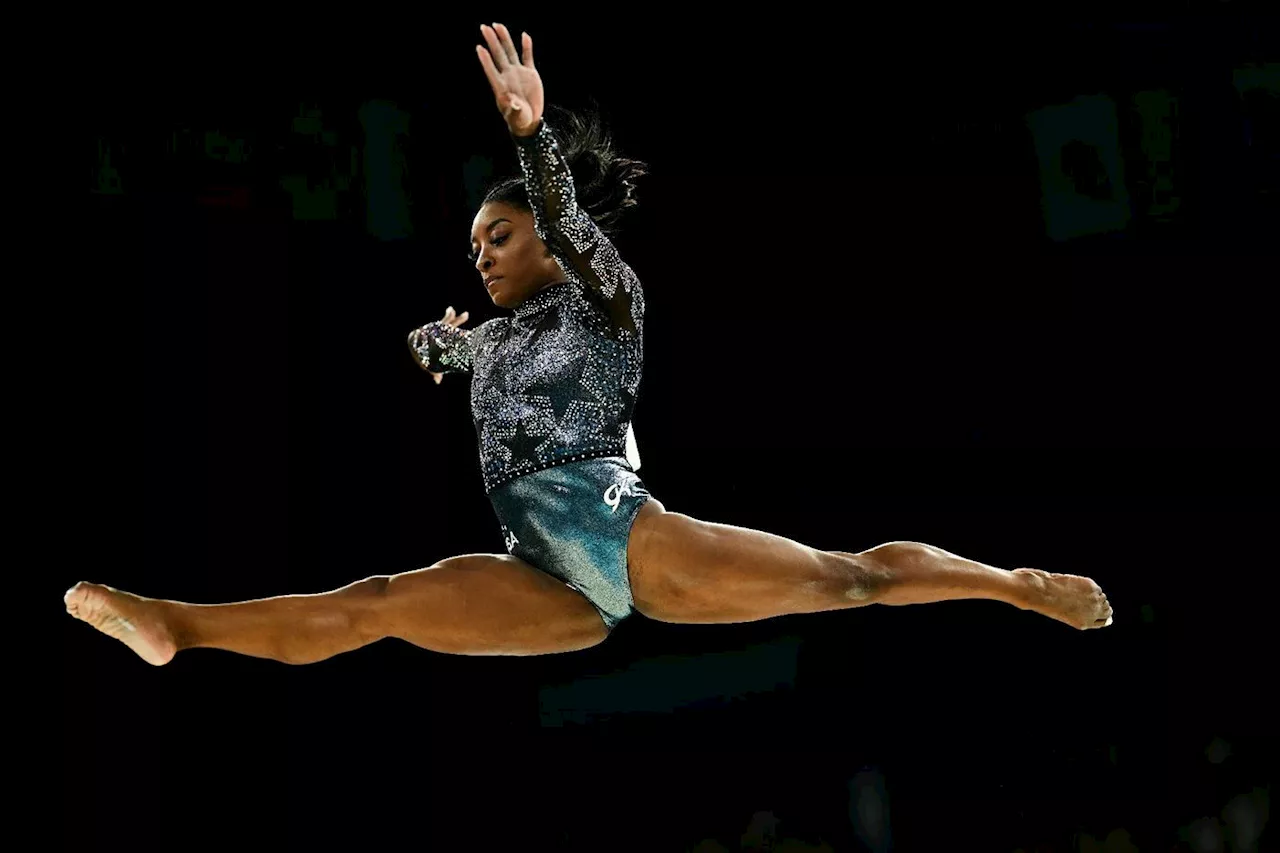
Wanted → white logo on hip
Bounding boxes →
[603,476,648,514]
[502,525,520,553]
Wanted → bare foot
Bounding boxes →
[1013,568,1114,631]
[65,582,177,665]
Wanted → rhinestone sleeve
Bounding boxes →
[407,320,480,373]
[512,121,644,339]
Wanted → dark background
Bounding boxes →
[74,9,1275,852]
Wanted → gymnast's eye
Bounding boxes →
[466,234,509,263]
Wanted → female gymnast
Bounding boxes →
[65,23,1112,666]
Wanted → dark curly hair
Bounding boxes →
[482,103,648,237]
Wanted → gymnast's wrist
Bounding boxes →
[510,118,544,141]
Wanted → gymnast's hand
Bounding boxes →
[423,306,469,385]
[476,23,544,137]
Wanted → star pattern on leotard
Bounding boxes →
[454,283,644,492]
[505,416,549,468]
[413,120,647,494]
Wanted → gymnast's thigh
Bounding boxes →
[380,553,610,655]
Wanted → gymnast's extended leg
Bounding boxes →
[64,554,611,665]
[626,501,1113,629]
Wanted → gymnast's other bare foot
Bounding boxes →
[1013,568,1114,631]
[64,582,177,665]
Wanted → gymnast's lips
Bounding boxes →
[485,276,503,288]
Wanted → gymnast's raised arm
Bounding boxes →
[476,26,644,337]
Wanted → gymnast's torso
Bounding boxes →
[407,120,646,494]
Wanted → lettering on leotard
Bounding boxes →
[502,525,520,553]
[603,477,649,514]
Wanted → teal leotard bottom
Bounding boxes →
[488,456,652,631]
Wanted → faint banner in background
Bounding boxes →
[1232,62,1279,201]
[1128,89,1182,225]
[1027,94,1131,242]
[92,136,124,195]
[278,101,359,222]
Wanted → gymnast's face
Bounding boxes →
[470,202,564,309]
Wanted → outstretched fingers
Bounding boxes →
[480,24,511,68]
[521,31,535,68]
[493,24,520,63]
[476,42,504,92]
[479,23,533,70]
[475,23,542,130]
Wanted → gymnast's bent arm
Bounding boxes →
[407,306,480,384]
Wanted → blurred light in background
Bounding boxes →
[1222,787,1269,853]
[1027,94,1131,241]
[848,766,891,853]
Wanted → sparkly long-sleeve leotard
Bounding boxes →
[407,120,645,495]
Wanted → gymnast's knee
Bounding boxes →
[828,550,895,604]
